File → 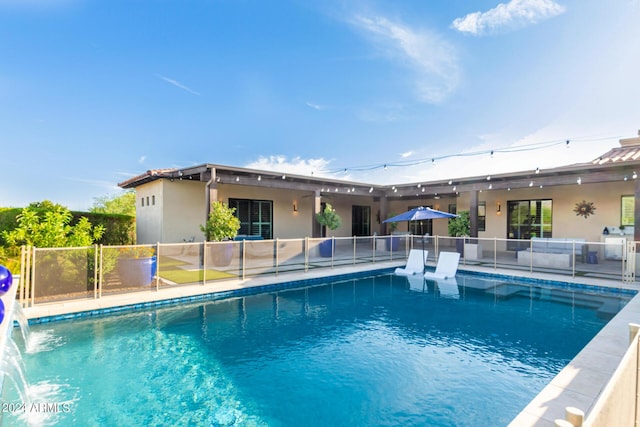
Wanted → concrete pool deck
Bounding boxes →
[21,260,640,426]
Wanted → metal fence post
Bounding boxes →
[203,241,207,285]
[155,242,160,291]
[331,236,335,269]
[353,236,356,265]
[242,239,246,280]
[25,246,32,308]
[572,240,576,277]
[19,245,25,305]
[529,239,533,273]
[305,237,309,272]
[31,247,36,307]
[94,244,99,299]
[373,236,376,264]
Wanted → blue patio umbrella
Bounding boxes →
[383,206,458,273]
[383,206,458,223]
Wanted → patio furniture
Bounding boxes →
[424,252,460,280]
[395,249,428,275]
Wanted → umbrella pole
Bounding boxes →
[421,221,425,274]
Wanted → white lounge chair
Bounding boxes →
[395,249,428,275]
[406,274,427,292]
[435,277,459,299]
[424,251,460,280]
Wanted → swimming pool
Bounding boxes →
[4,271,633,426]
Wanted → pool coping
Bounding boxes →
[20,261,640,426]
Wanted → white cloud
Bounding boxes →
[401,151,413,158]
[351,15,460,104]
[138,155,146,164]
[452,0,566,36]
[306,102,324,110]
[156,74,201,96]
[244,156,334,178]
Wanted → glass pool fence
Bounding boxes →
[16,235,637,307]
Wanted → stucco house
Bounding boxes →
[119,131,640,249]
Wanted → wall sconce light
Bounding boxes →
[293,202,298,213]
[496,202,501,215]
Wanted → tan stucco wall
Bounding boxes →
[443,181,634,242]
[216,185,316,238]
[162,180,207,243]
[134,178,634,244]
[216,185,380,238]
[135,180,163,244]
[319,197,373,237]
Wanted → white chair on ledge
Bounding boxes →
[395,249,428,276]
[424,251,460,280]
[435,277,460,299]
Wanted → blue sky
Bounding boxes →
[1,0,639,210]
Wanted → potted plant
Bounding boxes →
[316,203,342,257]
[619,225,626,235]
[448,210,470,255]
[385,214,400,251]
[117,245,157,287]
[200,201,241,266]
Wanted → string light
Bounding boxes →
[322,135,620,176]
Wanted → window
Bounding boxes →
[146,196,150,206]
[621,196,634,226]
[409,205,432,236]
[152,195,155,206]
[141,197,144,207]
[478,202,486,232]
[352,206,371,236]
[448,204,456,215]
[507,199,552,251]
[229,198,273,239]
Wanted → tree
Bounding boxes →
[316,203,342,237]
[200,202,241,241]
[91,191,136,216]
[448,211,470,237]
[3,204,104,248]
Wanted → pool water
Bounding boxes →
[5,272,632,426]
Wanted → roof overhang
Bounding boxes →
[118,157,640,201]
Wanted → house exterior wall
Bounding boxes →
[161,180,207,243]
[315,197,380,237]
[459,181,634,242]
[134,176,634,245]
[216,184,314,238]
[135,180,163,244]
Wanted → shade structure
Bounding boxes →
[383,206,458,274]
[383,206,458,223]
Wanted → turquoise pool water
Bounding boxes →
[4,272,632,426]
